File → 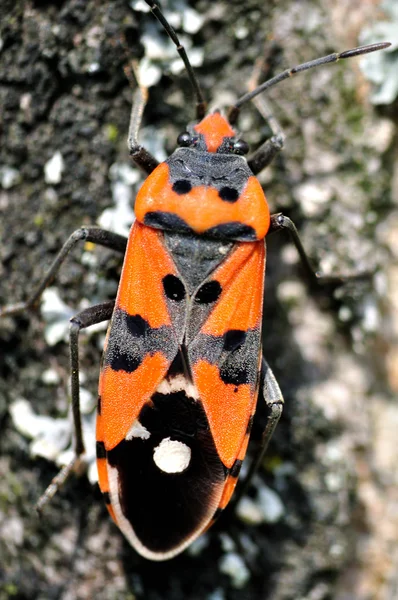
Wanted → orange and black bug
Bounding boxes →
[0,0,390,561]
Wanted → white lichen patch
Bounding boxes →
[136,56,162,88]
[78,386,96,415]
[10,398,70,462]
[235,496,264,525]
[219,532,236,553]
[97,162,139,237]
[219,552,250,589]
[187,532,209,557]
[44,151,64,185]
[131,0,205,33]
[295,180,333,218]
[207,590,225,600]
[360,4,398,105]
[41,368,61,385]
[57,410,98,484]
[0,165,21,189]
[236,479,285,525]
[139,125,168,163]
[40,287,75,346]
[10,397,98,483]
[130,0,204,85]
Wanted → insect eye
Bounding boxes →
[177,131,192,147]
[233,139,249,155]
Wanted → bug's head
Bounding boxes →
[176,112,250,155]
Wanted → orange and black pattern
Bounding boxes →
[96,114,269,560]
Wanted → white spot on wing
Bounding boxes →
[153,437,191,473]
[156,374,198,399]
[125,419,150,441]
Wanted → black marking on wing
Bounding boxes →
[220,363,250,385]
[104,309,177,373]
[230,459,243,478]
[223,330,246,352]
[162,274,186,302]
[125,314,149,337]
[107,386,226,554]
[189,328,262,389]
[96,441,106,459]
[194,280,222,304]
[109,350,141,373]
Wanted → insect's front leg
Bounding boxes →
[0,227,126,318]
[247,133,285,175]
[124,61,160,175]
[127,83,159,175]
[36,301,115,513]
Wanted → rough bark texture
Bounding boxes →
[0,1,397,599]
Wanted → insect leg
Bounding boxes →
[36,300,115,513]
[125,64,159,175]
[234,358,284,504]
[247,131,285,175]
[0,227,126,317]
[268,213,372,288]
[246,53,285,175]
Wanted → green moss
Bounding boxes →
[358,176,373,194]
[104,124,119,143]
[263,455,284,472]
[33,214,44,227]
[344,106,365,133]
[0,583,18,597]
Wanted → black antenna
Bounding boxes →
[228,42,391,125]
[143,0,206,120]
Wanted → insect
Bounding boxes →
[0,0,389,561]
